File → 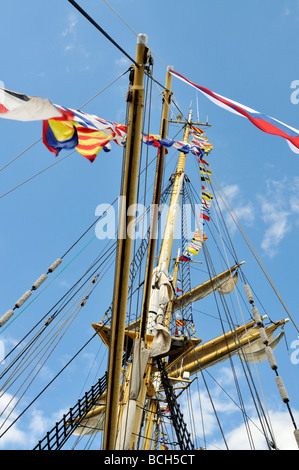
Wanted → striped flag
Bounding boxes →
[43,106,127,162]
[199,165,212,176]
[170,69,299,154]
[202,190,213,201]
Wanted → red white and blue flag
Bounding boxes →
[170,69,299,154]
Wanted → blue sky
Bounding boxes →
[0,0,299,450]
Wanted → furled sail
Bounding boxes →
[171,262,244,313]
[216,272,238,295]
[167,319,287,378]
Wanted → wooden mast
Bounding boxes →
[139,65,173,340]
[158,110,192,270]
[129,109,193,450]
[102,33,149,450]
[126,67,173,450]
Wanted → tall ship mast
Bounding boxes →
[0,5,299,452]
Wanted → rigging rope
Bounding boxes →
[211,174,299,335]
[179,176,279,449]
[0,329,102,441]
[0,138,42,174]
[0,68,129,196]
[0,198,119,330]
[0,239,117,373]
[67,0,140,68]
[0,151,74,200]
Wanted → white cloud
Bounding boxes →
[213,408,299,450]
[115,57,130,68]
[259,198,291,258]
[219,184,255,234]
[62,12,78,39]
[61,12,90,66]
[222,184,239,201]
[220,177,299,257]
[181,366,299,450]
[0,391,68,449]
[257,177,299,257]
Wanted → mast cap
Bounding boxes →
[137,33,148,46]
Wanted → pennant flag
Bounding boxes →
[170,69,299,154]
[0,85,211,162]
[202,190,213,202]
[201,175,211,183]
[174,312,187,336]
[0,87,68,121]
[179,253,192,262]
[202,198,212,209]
[192,135,213,152]
[200,212,210,221]
[199,165,212,176]
[181,204,210,262]
[143,133,206,157]
[142,133,161,148]
[191,125,204,135]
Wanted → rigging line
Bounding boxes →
[195,374,206,449]
[78,67,130,110]
[207,188,247,328]
[1,239,117,377]
[0,138,42,174]
[145,70,187,124]
[202,366,276,444]
[0,195,118,332]
[0,328,101,441]
[188,175,255,324]
[0,204,118,334]
[241,272,276,323]
[60,195,119,259]
[0,279,96,404]
[102,0,168,69]
[148,71,187,134]
[102,0,138,37]
[185,385,197,447]
[187,177,239,267]
[0,151,74,200]
[67,0,140,68]
[192,306,239,327]
[211,174,299,335]
[0,234,97,334]
[0,299,85,427]
[0,274,112,432]
[189,168,278,324]
[186,305,275,447]
[181,186,273,447]
[0,69,128,176]
[0,238,117,368]
[201,245,277,448]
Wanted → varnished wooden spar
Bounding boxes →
[128,109,193,450]
[139,65,174,341]
[102,33,149,450]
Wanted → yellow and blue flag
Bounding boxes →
[43,106,127,162]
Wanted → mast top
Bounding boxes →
[137,33,148,45]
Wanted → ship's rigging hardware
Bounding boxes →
[156,357,194,450]
[33,374,107,450]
